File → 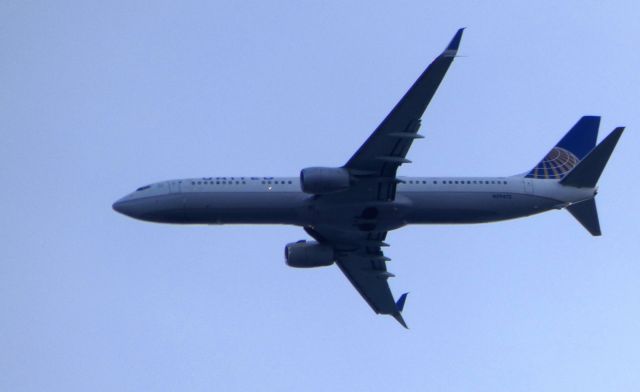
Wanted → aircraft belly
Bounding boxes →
[182,191,309,225]
[308,196,412,233]
[402,191,557,224]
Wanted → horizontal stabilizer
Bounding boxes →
[566,198,601,236]
[561,127,624,188]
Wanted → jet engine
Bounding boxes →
[285,240,335,268]
[300,167,350,194]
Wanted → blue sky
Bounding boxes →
[2,1,639,391]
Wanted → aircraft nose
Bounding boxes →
[112,191,183,222]
[112,200,124,213]
[112,197,137,217]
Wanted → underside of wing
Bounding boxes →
[295,30,465,327]
[311,29,463,205]
[344,28,464,185]
[336,249,408,328]
[305,226,408,327]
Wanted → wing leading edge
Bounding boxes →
[344,28,464,183]
[330,29,462,326]
[336,248,409,328]
[304,30,464,327]
[305,226,409,327]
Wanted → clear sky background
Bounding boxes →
[2,1,639,391]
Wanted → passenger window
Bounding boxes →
[288,181,292,184]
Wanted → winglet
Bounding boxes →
[396,292,409,312]
[392,293,409,329]
[443,28,465,56]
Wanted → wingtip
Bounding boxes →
[392,312,409,329]
[445,28,465,53]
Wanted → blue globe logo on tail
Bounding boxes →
[525,116,600,180]
[526,146,579,179]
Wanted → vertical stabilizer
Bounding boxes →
[566,199,601,236]
[526,116,600,179]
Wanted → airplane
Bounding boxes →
[113,29,624,328]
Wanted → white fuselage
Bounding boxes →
[112,175,596,231]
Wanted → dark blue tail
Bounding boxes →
[526,116,600,179]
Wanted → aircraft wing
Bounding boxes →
[336,246,408,328]
[306,30,464,326]
[344,28,463,200]
[305,226,408,327]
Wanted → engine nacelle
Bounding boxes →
[300,167,350,194]
[285,241,335,268]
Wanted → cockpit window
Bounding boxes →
[136,185,151,192]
